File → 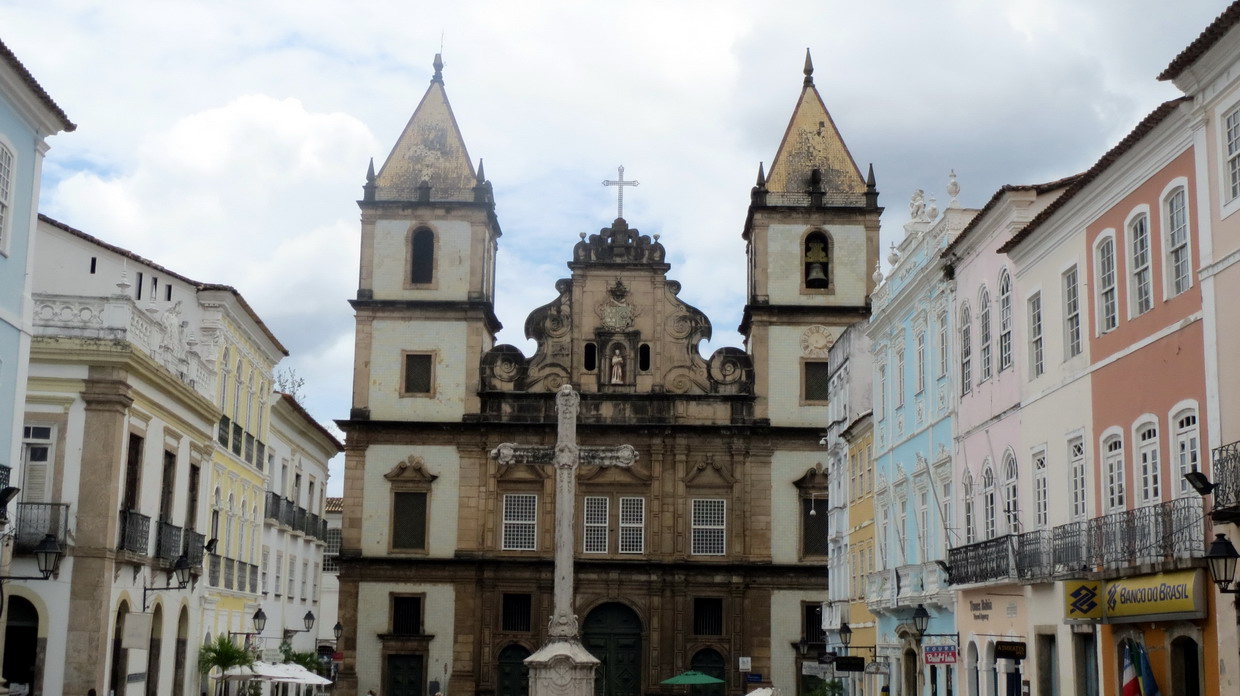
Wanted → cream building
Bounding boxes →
[336,53,878,696]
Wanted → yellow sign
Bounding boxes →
[1062,570,1203,623]
[1063,580,1103,620]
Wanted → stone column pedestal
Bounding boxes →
[526,638,599,696]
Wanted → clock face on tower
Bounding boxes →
[801,325,833,357]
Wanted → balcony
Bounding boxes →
[265,491,282,521]
[14,502,70,552]
[0,464,10,489]
[1052,521,1090,574]
[184,529,206,568]
[280,498,295,528]
[154,520,183,562]
[947,535,1015,585]
[223,558,235,590]
[118,510,151,555]
[209,555,220,586]
[293,506,308,535]
[250,564,259,593]
[1214,440,1240,522]
[1015,529,1052,580]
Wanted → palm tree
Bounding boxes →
[198,634,256,696]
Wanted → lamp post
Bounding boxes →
[1205,533,1240,593]
[283,611,316,643]
[334,621,344,641]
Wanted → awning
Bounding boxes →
[220,661,331,684]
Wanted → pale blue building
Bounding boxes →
[865,190,976,696]
[0,40,74,515]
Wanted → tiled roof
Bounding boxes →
[1159,0,1240,81]
[325,497,344,513]
[277,392,344,451]
[0,36,75,131]
[997,98,1190,254]
[942,174,1082,260]
[39,214,289,355]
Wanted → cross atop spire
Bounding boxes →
[602,165,640,219]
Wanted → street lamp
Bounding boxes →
[912,604,930,634]
[252,608,268,634]
[839,622,853,647]
[1184,470,1216,496]
[333,622,344,641]
[142,555,192,611]
[1205,533,1240,593]
[33,534,64,578]
[284,611,316,640]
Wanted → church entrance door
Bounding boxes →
[386,654,425,696]
[497,644,532,696]
[583,603,642,696]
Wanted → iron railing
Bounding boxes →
[280,498,296,528]
[947,535,1015,585]
[1214,440,1240,514]
[249,564,259,593]
[154,520,183,561]
[1015,529,1052,580]
[265,491,282,521]
[294,507,308,535]
[118,510,151,555]
[1051,521,1090,574]
[0,464,10,489]
[184,529,206,567]
[209,554,220,586]
[223,558,235,590]
[14,502,69,552]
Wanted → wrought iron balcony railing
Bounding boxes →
[294,506,308,535]
[154,520,183,562]
[14,502,69,552]
[947,535,1015,585]
[280,498,295,528]
[118,509,151,555]
[208,554,220,586]
[223,558,235,590]
[1051,520,1089,574]
[1015,529,1052,580]
[249,564,259,593]
[184,529,206,568]
[0,464,10,489]
[1214,440,1240,518]
[265,491,282,521]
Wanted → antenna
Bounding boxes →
[439,30,445,56]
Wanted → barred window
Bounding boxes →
[392,596,422,635]
[691,499,726,556]
[584,496,608,553]
[693,597,724,636]
[619,497,645,554]
[502,593,532,632]
[503,494,537,551]
[804,361,830,402]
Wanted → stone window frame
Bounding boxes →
[800,358,830,405]
[0,135,14,256]
[387,592,427,636]
[384,456,438,555]
[799,227,836,296]
[690,498,727,556]
[404,224,441,290]
[793,466,829,560]
[399,351,437,398]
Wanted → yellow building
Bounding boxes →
[198,288,287,662]
[845,416,878,695]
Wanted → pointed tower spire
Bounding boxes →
[751,162,768,205]
[755,162,767,187]
[803,48,814,86]
[476,158,486,184]
[372,54,478,202]
[363,158,377,201]
[865,163,878,207]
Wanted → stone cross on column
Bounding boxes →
[492,384,638,637]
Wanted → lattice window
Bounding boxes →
[619,497,645,554]
[583,496,608,553]
[1070,438,1087,519]
[804,361,830,402]
[691,499,726,556]
[502,494,537,551]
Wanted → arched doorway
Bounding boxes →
[147,604,164,696]
[1170,636,1201,696]
[497,644,531,696]
[902,647,918,696]
[174,607,189,696]
[111,601,130,696]
[582,603,642,696]
[3,596,39,691]
[966,642,979,696]
[689,648,725,696]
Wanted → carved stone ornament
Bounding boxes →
[801,325,833,357]
[684,454,737,486]
[383,456,439,484]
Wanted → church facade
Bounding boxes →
[336,53,879,696]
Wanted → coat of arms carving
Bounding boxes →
[598,278,639,330]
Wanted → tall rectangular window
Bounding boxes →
[274,551,284,596]
[20,426,53,502]
[1105,438,1125,511]
[802,497,828,557]
[0,144,12,246]
[1029,293,1044,378]
[980,290,993,381]
[1175,411,1200,497]
[1130,215,1153,315]
[895,349,905,407]
[960,308,973,396]
[392,596,422,635]
[915,332,926,393]
[1070,438,1087,519]
[1063,267,1082,358]
[502,494,537,551]
[691,499,726,556]
[1227,106,1240,201]
[804,361,830,402]
[324,528,342,572]
[804,603,825,643]
[1166,189,1191,296]
[999,272,1013,370]
[693,598,724,636]
[1033,452,1048,529]
[402,353,433,395]
[502,594,532,632]
[261,546,269,594]
[123,434,144,511]
[918,490,930,561]
[583,496,608,553]
[1137,425,1160,504]
[877,364,887,419]
[392,491,428,550]
[1098,238,1118,332]
[938,312,949,376]
[619,497,645,553]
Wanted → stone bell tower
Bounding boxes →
[741,49,880,425]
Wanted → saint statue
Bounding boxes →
[610,348,625,384]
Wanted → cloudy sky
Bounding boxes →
[3,0,1228,494]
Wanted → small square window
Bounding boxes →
[502,593,533,632]
[803,361,829,402]
[392,595,422,635]
[503,494,538,551]
[693,598,724,635]
[403,353,434,395]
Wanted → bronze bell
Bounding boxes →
[806,263,828,283]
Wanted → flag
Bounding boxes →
[1135,643,1162,696]
[1121,643,1140,696]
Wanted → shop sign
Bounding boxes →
[994,641,1026,661]
[802,663,831,677]
[924,645,957,664]
[747,673,764,682]
[864,661,890,676]
[1061,570,1203,623]
[835,657,866,673]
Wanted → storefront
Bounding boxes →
[955,587,1028,696]
[1063,569,1217,696]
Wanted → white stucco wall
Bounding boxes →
[362,444,460,558]
[355,582,456,695]
[770,590,824,693]
[770,450,826,565]
[367,319,468,421]
[766,223,869,307]
[766,324,835,428]
[372,219,474,300]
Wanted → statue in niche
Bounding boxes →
[610,348,625,384]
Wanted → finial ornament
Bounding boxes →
[803,48,814,86]
[872,259,885,286]
[926,195,939,221]
[432,53,444,84]
[602,165,639,219]
[947,170,961,207]
[888,242,901,267]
